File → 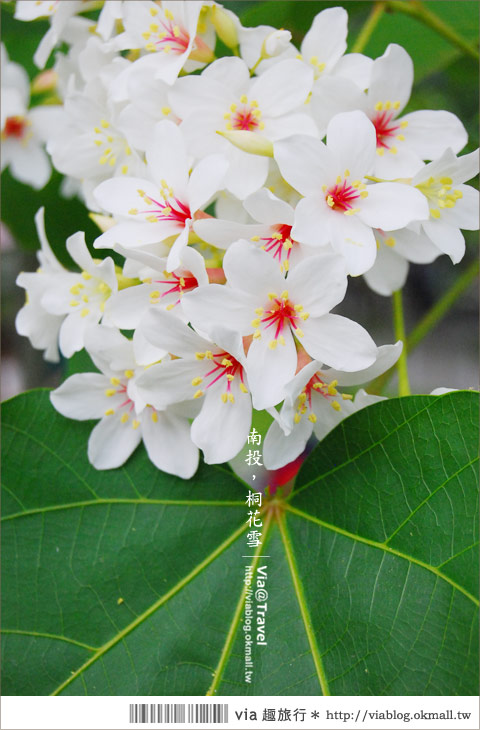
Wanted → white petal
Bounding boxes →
[222,239,285,297]
[146,120,189,196]
[263,417,312,470]
[401,110,467,158]
[191,385,252,464]
[422,221,465,263]
[136,360,197,409]
[133,327,167,366]
[243,188,294,225]
[141,409,199,478]
[440,185,479,230]
[88,414,141,469]
[166,224,190,273]
[329,212,377,276]
[50,373,109,420]
[291,195,332,247]
[10,142,51,189]
[182,285,257,336]
[359,183,429,230]
[187,154,228,213]
[367,44,413,115]
[301,7,347,69]
[274,135,332,195]
[326,110,376,179]
[333,53,373,89]
[250,59,313,116]
[287,254,347,316]
[326,342,403,386]
[141,307,208,356]
[363,244,409,296]
[389,227,439,264]
[246,332,297,409]
[310,76,365,135]
[301,314,377,370]
[193,218,267,249]
[224,147,269,199]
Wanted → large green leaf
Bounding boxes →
[1,389,478,695]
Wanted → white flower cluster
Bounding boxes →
[9,1,479,478]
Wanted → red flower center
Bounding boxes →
[372,110,401,149]
[325,180,361,212]
[3,116,27,139]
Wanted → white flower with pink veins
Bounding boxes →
[108,0,215,86]
[50,324,199,477]
[262,344,402,470]
[333,44,468,179]
[168,56,317,199]
[93,120,229,272]
[136,309,253,465]
[194,187,314,273]
[274,110,430,276]
[1,44,62,189]
[181,240,378,411]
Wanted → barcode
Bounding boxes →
[129,703,229,724]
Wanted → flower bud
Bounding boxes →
[217,130,273,157]
[261,29,292,58]
[210,5,239,50]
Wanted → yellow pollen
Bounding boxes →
[223,112,231,119]
[360,190,369,198]
[128,208,138,215]
[240,94,248,104]
[259,122,265,130]
[70,300,79,307]
[132,419,140,429]
[390,146,398,154]
[164,8,174,20]
[121,165,128,174]
[294,304,303,312]
[400,120,408,128]
[251,318,261,327]
[205,351,213,360]
[150,6,158,15]
[124,370,134,378]
[440,177,453,185]
[221,392,228,403]
[151,411,158,423]
[385,101,391,109]
[375,101,383,111]
[393,101,401,109]
[161,106,171,117]
[336,175,342,184]
[255,307,264,315]
[294,413,301,424]
[283,239,293,250]
[396,134,405,141]
[105,389,116,397]
[327,195,335,207]
[146,215,158,223]
[280,290,289,299]
[142,31,151,40]
[195,352,205,360]
[298,393,307,404]
[81,308,90,318]
[81,272,92,280]
[110,377,120,386]
[221,358,233,367]
[352,180,361,187]
[194,390,204,399]
[100,119,109,128]
[278,335,286,346]
[149,22,159,32]
[253,329,261,339]
[121,412,129,423]
[295,328,304,338]
[94,127,101,134]
[240,383,248,393]
[267,292,277,300]
[342,393,353,400]
[272,232,283,240]
[94,140,102,146]
[226,374,234,381]
[191,377,203,386]
[104,409,114,416]
[308,413,317,423]
[300,312,310,321]
[230,103,237,112]
[344,207,360,216]
[385,237,396,247]
[430,209,441,219]
[228,394,235,403]
[344,169,350,178]
[454,190,463,199]
[268,340,278,350]
[331,400,341,411]
[376,148,384,156]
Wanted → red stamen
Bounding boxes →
[3,116,26,139]
[371,110,401,149]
